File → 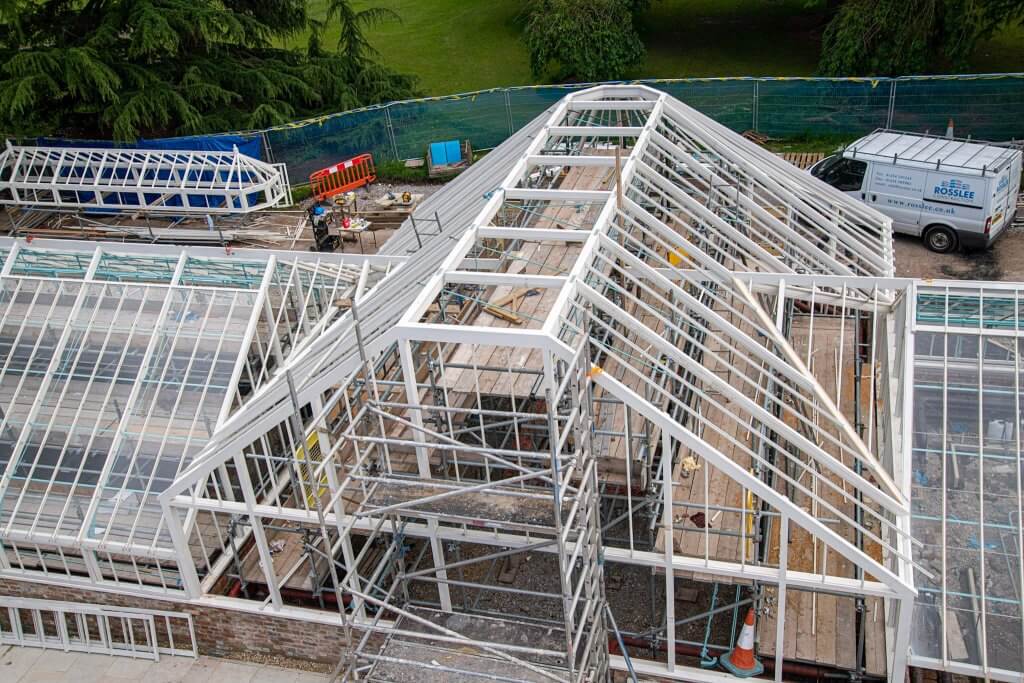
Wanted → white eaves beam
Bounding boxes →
[395,322,573,355]
[174,494,900,600]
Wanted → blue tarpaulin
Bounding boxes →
[32,134,265,211]
[36,134,263,160]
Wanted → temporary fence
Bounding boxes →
[28,74,1024,186]
[258,74,1024,183]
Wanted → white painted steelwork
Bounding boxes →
[3,85,1019,683]
[0,596,196,660]
[0,142,291,214]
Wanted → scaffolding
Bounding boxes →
[5,84,1024,683]
[148,85,920,683]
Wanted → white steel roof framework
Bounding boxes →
[9,84,1017,683]
[0,238,398,577]
[0,142,292,214]
[147,86,934,683]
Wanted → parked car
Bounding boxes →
[809,130,1022,253]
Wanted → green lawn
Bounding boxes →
[292,1,1024,97]
[289,0,533,95]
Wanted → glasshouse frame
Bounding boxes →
[1,84,1022,683]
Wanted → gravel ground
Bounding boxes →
[894,224,1024,282]
[300,181,443,212]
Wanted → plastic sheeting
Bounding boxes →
[36,134,263,160]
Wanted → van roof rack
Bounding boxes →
[845,128,1020,177]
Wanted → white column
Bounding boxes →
[233,450,283,610]
[398,337,452,612]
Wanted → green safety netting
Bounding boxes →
[260,74,1024,182]
[755,78,891,136]
[890,76,1024,140]
[652,78,756,131]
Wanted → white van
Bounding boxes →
[809,130,1022,253]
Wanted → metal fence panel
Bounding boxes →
[265,107,392,182]
[387,90,511,160]
[756,78,892,137]
[507,84,591,130]
[57,74,1024,184]
[652,79,757,131]
[890,76,1024,140]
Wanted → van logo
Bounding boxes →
[933,178,976,201]
[997,175,1010,193]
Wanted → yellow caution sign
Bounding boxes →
[668,247,689,267]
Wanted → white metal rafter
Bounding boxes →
[140,85,929,682]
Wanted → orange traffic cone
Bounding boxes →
[720,607,764,678]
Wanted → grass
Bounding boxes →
[764,133,855,155]
[288,0,532,95]
[635,0,825,79]
[290,1,1024,97]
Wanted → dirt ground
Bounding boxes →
[894,224,1024,282]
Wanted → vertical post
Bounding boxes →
[661,430,676,672]
[282,370,355,645]
[410,214,423,250]
[887,80,897,129]
[384,106,401,161]
[614,146,623,209]
[397,337,452,612]
[311,393,367,620]
[544,350,576,679]
[233,450,283,610]
[889,595,914,683]
[752,79,760,133]
[774,513,788,683]
[261,131,275,164]
[158,502,203,598]
[504,88,515,136]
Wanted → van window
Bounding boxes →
[814,158,867,191]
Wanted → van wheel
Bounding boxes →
[924,225,957,254]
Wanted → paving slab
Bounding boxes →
[4,647,326,683]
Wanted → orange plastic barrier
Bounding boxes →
[309,153,376,201]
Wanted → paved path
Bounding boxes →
[0,645,332,683]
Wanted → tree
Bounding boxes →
[0,0,417,140]
[818,0,1024,75]
[523,0,646,82]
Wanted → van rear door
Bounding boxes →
[990,151,1022,237]
[866,164,927,235]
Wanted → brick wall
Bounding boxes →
[0,577,354,665]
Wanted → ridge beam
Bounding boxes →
[547,125,644,137]
[477,227,591,242]
[567,100,657,111]
[525,155,617,167]
[504,188,610,202]
[444,272,567,288]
